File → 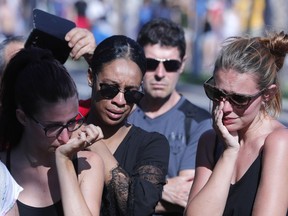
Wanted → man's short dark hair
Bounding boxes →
[137,18,186,59]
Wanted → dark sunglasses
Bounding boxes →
[203,77,265,108]
[30,112,85,138]
[99,83,144,104]
[146,58,182,72]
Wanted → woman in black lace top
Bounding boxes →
[66,30,170,216]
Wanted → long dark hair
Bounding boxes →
[0,47,78,150]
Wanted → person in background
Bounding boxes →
[66,29,170,215]
[73,0,91,30]
[0,36,25,80]
[0,47,104,216]
[185,32,288,215]
[0,160,22,216]
[128,18,212,215]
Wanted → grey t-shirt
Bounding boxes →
[128,96,212,177]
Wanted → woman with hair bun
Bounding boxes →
[185,32,288,216]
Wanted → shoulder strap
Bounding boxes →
[178,100,194,145]
[178,99,211,145]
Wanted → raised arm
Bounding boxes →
[185,132,238,216]
[56,124,104,216]
[185,102,240,216]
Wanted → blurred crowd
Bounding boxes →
[0,0,288,78]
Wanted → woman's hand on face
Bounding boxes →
[65,27,96,64]
[213,101,239,151]
[56,124,104,158]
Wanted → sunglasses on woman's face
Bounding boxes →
[146,58,182,72]
[99,83,144,104]
[203,77,265,108]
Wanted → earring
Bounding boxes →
[87,67,94,87]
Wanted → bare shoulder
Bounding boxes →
[265,127,288,145]
[75,150,104,190]
[77,150,104,171]
[264,127,288,155]
[78,150,103,164]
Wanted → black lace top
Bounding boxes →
[101,126,169,216]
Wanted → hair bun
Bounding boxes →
[265,31,288,70]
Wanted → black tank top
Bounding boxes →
[214,139,288,216]
[16,200,64,216]
[6,150,78,216]
[223,154,262,215]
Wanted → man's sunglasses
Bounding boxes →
[146,58,182,72]
[99,83,144,104]
[203,77,265,108]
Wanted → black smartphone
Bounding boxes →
[25,9,76,64]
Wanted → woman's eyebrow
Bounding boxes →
[42,113,79,124]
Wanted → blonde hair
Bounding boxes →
[213,32,288,117]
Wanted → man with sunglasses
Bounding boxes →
[128,18,212,215]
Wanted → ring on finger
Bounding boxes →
[85,140,93,146]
